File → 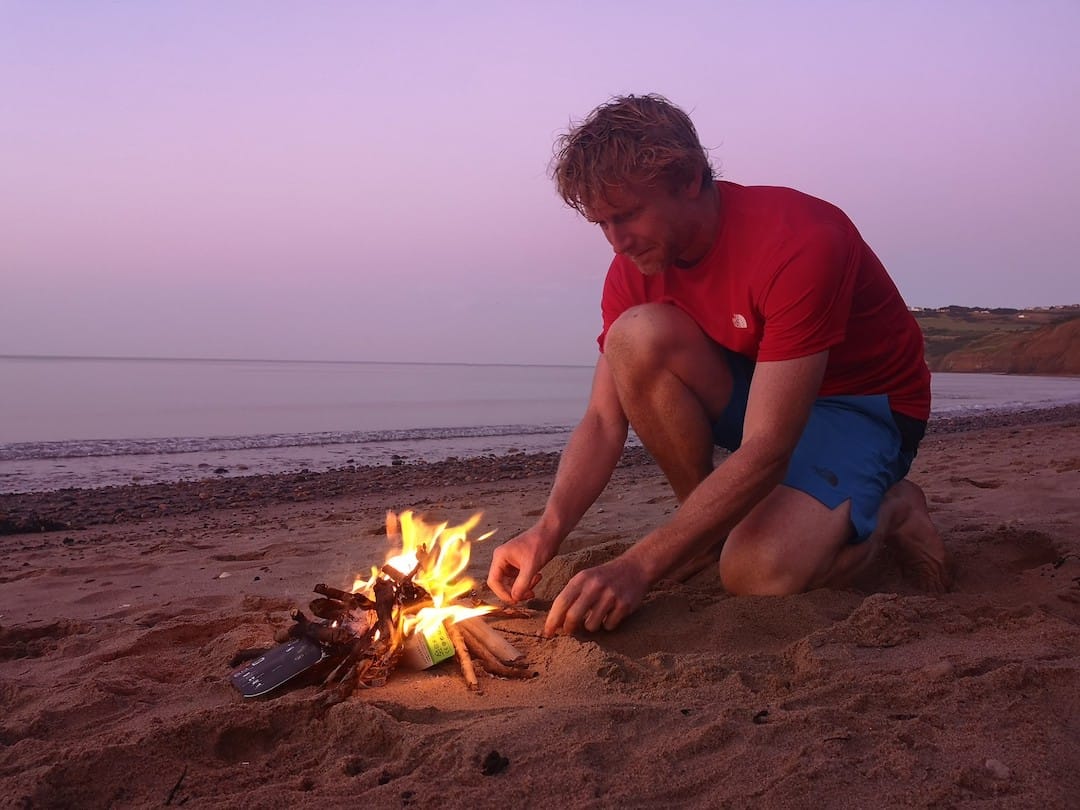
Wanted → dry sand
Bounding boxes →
[2,406,1079,809]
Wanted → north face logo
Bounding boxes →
[732,314,748,329]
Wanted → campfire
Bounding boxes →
[230,510,536,702]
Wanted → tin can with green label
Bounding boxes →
[399,623,456,670]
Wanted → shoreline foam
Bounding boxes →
[2,403,1077,518]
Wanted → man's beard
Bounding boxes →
[630,246,671,276]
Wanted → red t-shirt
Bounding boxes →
[598,182,931,420]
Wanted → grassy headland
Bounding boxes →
[913,305,1080,374]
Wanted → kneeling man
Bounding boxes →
[487,94,951,636]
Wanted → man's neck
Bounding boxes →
[674,182,720,268]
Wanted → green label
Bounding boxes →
[425,624,455,664]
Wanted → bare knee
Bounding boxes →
[605,304,733,412]
[605,303,694,374]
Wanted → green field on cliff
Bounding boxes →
[914,305,1080,373]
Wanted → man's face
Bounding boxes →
[584,183,700,276]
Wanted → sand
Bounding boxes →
[2,406,1079,809]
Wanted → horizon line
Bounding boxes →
[0,352,595,370]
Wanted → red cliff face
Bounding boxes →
[934,317,1080,374]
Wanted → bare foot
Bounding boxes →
[878,479,953,592]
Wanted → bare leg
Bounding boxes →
[874,478,953,592]
[603,304,734,501]
[604,305,735,579]
[719,480,951,596]
[602,304,951,594]
[799,479,952,593]
[720,486,855,595]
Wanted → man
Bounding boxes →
[487,94,951,637]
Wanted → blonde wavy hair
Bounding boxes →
[551,94,714,216]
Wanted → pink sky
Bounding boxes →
[2,1,1078,365]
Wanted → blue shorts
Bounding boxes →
[711,351,919,544]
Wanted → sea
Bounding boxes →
[3,355,1080,494]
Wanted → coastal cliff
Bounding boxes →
[915,306,1080,375]
[933,317,1080,374]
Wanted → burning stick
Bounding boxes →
[308,597,352,623]
[444,619,479,691]
[313,583,376,611]
[321,630,374,686]
[281,609,357,646]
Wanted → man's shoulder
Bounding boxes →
[718,181,856,241]
[719,180,844,213]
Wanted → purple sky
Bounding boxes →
[3,2,1078,365]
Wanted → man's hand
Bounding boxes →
[543,555,650,637]
[487,526,560,605]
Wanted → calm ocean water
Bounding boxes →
[3,356,1080,493]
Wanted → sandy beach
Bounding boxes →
[2,405,1079,808]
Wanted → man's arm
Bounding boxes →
[543,351,828,635]
[487,355,629,603]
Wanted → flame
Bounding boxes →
[351,510,494,641]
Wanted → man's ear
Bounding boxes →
[682,175,704,200]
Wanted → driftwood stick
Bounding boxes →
[313,583,376,611]
[484,606,543,619]
[444,620,479,691]
[475,657,538,680]
[364,577,399,642]
[380,562,430,606]
[459,617,526,667]
[308,597,352,622]
[459,625,537,680]
[321,652,358,687]
[324,657,376,706]
[164,765,188,805]
[489,626,544,638]
[290,609,355,646]
[397,598,435,619]
[380,559,421,587]
[353,657,375,687]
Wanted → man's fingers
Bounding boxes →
[560,594,593,635]
[510,564,541,603]
[602,602,631,631]
[583,592,617,633]
[544,578,581,637]
[545,573,610,637]
[487,572,513,604]
[486,555,517,604]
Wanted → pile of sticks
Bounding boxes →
[445,614,533,691]
[267,565,535,702]
[274,580,401,700]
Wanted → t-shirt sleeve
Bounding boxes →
[597,258,641,352]
[755,224,859,362]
